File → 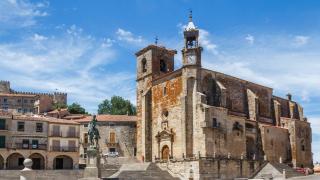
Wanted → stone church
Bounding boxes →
[135,13,312,179]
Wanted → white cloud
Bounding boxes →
[199,29,218,55]
[293,35,309,46]
[200,34,320,103]
[0,0,49,28]
[0,25,136,113]
[116,28,144,44]
[245,34,255,44]
[31,33,48,41]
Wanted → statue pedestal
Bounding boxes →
[79,147,101,180]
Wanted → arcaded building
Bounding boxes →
[0,113,80,170]
[135,14,312,179]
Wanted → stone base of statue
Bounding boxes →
[79,147,101,180]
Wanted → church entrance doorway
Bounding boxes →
[161,145,170,161]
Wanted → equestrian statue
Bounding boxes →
[88,115,100,149]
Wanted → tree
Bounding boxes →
[68,103,87,114]
[52,102,67,110]
[98,96,136,115]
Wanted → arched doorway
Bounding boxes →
[246,137,256,160]
[0,155,4,169]
[53,155,73,169]
[7,153,24,170]
[161,145,170,161]
[29,153,45,169]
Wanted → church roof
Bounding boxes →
[135,44,177,57]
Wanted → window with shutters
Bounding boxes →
[84,133,88,143]
[0,119,6,130]
[0,136,5,148]
[36,123,43,132]
[17,122,24,131]
[109,132,116,143]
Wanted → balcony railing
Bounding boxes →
[50,146,78,152]
[7,143,47,150]
[105,139,119,146]
[49,131,79,138]
[50,131,62,137]
[66,132,79,138]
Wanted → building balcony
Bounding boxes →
[50,146,78,152]
[0,125,9,131]
[66,132,79,138]
[105,139,119,146]
[50,132,62,137]
[49,132,79,138]
[7,143,47,150]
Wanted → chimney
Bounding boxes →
[286,93,292,101]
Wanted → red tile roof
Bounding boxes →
[9,114,79,125]
[75,114,137,123]
[47,108,68,114]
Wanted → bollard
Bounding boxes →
[20,158,36,180]
[282,169,286,179]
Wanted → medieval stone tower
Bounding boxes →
[135,43,177,161]
[0,81,10,93]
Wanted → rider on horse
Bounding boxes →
[88,115,100,148]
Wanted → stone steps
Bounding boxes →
[104,163,179,180]
[271,163,305,178]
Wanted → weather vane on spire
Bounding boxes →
[155,36,158,45]
[186,9,196,30]
[189,9,193,22]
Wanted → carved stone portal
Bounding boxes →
[156,129,174,161]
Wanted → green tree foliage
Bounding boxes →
[68,103,87,114]
[98,96,136,115]
[52,102,67,110]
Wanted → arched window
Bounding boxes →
[142,58,147,72]
[202,75,221,106]
[162,109,169,117]
[160,59,167,73]
[301,140,305,151]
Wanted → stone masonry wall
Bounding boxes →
[158,159,262,180]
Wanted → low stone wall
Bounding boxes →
[0,170,84,180]
[157,158,263,180]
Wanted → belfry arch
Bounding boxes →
[202,75,224,107]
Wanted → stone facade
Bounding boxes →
[0,113,79,170]
[0,80,67,114]
[76,115,137,164]
[136,15,313,179]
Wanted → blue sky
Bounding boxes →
[0,0,319,162]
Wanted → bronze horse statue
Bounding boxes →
[88,115,100,149]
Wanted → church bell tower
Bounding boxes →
[182,11,202,67]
